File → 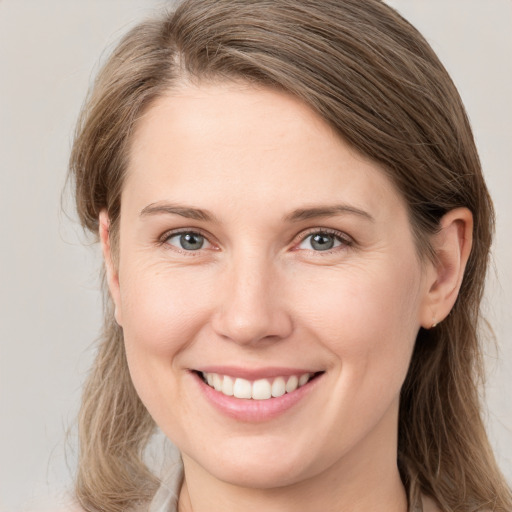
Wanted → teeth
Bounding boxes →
[285,375,299,393]
[252,379,272,400]
[298,373,310,386]
[233,378,252,399]
[271,377,286,397]
[222,375,234,396]
[202,372,314,400]
[213,373,223,392]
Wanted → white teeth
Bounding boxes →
[222,375,234,396]
[299,373,310,386]
[271,377,286,397]
[252,379,272,400]
[285,375,299,393]
[202,371,315,400]
[233,378,252,399]
[213,373,223,392]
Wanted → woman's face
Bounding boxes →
[107,83,434,489]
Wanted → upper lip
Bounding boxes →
[192,366,323,380]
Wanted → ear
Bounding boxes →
[99,210,123,326]
[419,207,473,329]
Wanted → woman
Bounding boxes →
[68,1,512,511]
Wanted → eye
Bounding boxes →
[164,231,212,251]
[297,231,349,252]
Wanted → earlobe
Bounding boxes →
[99,210,123,326]
[420,208,473,329]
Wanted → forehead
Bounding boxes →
[123,83,406,225]
[129,82,344,171]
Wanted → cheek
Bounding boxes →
[116,262,219,412]
[116,261,219,432]
[296,259,422,382]
[119,261,212,351]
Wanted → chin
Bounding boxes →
[206,456,310,489]
[185,431,334,490]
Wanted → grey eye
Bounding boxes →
[299,232,343,251]
[166,232,207,251]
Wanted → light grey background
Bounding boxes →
[0,1,510,510]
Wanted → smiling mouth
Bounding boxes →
[196,371,323,400]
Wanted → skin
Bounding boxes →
[100,83,472,512]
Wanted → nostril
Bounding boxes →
[211,305,294,346]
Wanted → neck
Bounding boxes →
[177,405,407,512]
[179,466,406,512]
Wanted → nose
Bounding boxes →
[211,254,293,346]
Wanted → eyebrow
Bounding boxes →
[284,205,375,223]
[140,202,374,223]
[140,202,216,222]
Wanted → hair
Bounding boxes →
[68,1,511,511]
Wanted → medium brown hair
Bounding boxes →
[69,1,511,510]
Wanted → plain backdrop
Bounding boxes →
[0,1,510,510]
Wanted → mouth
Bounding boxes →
[195,370,323,400]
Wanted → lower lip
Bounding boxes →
[192,372,323,422]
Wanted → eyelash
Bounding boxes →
[158,228,215,256]
[295,228,354,255]
[158,227,353,255]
